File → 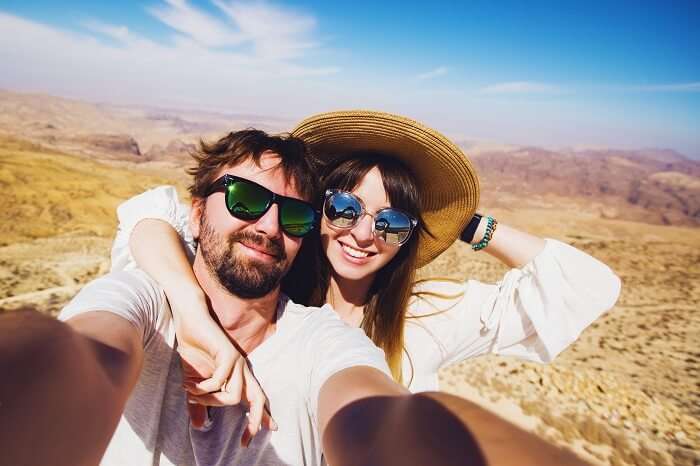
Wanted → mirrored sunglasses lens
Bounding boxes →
[226,181,270,220]
[280,200,316,237]
[375,209,413,245]
[325,192,361,228]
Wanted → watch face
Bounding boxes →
[461,214,483,243]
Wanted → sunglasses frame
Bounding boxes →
[205,174,319,237]
[323,189,418,246]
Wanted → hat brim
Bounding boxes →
[292,110,479,267]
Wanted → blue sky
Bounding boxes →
[1,0,698,157]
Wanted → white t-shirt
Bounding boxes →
[59,270,389,466]
[113,186,622,393]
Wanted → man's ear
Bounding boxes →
[190,198,204,240]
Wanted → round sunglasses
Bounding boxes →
[205,175,318,237]
[323,189,418,246]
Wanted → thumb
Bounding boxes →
[195,356,235,394]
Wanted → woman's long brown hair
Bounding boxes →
[298,152,426,383]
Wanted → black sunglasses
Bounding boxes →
[205,175,318,237]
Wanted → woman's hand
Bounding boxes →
[172,289,277,444]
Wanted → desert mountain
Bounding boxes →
[1,90,698,227]
[0,90,290,161]
[466,145,700,227]
[145,138,197,162]
[0,135,183,247]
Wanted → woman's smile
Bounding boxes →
[339,241,376,261]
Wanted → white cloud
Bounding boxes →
[147,0,318,61]
[479,81,562,95]
[148,0,245,47]
[0,4,340,115]
[83,21,131,42]
[213,0,318,60]
[626,82,700,92]
[480,81,700,96]
[416,66,448,80]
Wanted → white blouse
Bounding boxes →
[112,186,622,393]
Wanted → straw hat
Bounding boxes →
[291,110,480,268]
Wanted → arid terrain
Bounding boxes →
[423,211,700,466]
[1,90,698,466]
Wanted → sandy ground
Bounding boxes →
[2,141,699,465]
[420,208,700,466]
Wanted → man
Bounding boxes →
[0,130,589,466]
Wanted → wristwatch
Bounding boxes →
[460,214,482,243]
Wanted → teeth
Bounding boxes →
[341,244,370,258]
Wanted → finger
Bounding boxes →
[241,428,252,448]
[192,378,224,395]
[188,363,243,406]
[262,408,278,431]
[179,351,215,396]
[189,392,241,407]
[244,369,265,437]
[185,383,211,396]
[223,362,244,403]
[187,399,208,428]
[247,393,264,438]
[178,347,215,379]
[195,355,236,394]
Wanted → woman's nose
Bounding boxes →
[350,214,375,244]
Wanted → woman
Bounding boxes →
[113,110,621,434]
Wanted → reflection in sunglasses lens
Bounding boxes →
[227,181,270,219]
[376,209,412,245]
[326,193,361,228]
[280,200,316,237]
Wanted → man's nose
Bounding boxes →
[254,203,282,239]
[350,214,374,245]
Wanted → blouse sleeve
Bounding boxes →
[110,186,195,272]
[415,239,621,367]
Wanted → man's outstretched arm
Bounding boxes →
[0,309,143,466]
[319,367,590,466]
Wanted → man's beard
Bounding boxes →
[198,212,289,299]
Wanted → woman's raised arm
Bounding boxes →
[416,215,621,368]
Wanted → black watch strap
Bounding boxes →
[460,213,482,243]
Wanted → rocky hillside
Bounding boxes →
[469,146,700,227]
[0,135,184,246]
[145,138,197,162]
[0,90,289,161]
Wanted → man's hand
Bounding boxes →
[172,296,277,444]
[0,309,143,466]
[320,368,591,466]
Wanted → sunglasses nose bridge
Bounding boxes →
[253,201,282,238]
[350,212,375,243]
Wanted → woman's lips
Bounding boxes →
[338,241,375,264]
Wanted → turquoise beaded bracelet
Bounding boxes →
[471,216,498,251]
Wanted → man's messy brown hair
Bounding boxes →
[187,129,317,201]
